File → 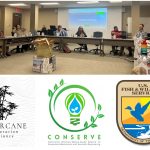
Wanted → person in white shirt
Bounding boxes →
[55,25,68,37]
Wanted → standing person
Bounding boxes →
[75,26,88,51]
[134,24,147,59]
[111,26,124,55]
[135,24,147,39]
[55,25,71,53]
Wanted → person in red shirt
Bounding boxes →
[111,26,122,38]
[111,26,124,55]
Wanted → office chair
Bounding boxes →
[147,33,150,40]
[0,48,3,58]
[74,43,88,52]
[89,31,103,55]
[50,25,57,30]
[110,31,127,55]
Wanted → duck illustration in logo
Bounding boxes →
[122,97,150,140]
[125,101,150,122]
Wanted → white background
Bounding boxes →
[0,77,35,147]
[0,75,150,150]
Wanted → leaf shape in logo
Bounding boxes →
[60,79,64,86]
[91,124,97,128]
[48,89,53,97]
[84,121,88,128]
[98,104,102,111]
[91,116,95,123]
[97,114,104,118]
[54,84,58,91]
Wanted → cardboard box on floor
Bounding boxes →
[32,55,56,73]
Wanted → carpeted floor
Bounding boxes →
[0,47,133,74]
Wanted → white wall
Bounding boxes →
[58,7,122,38]
[140,17,150,33]
[127,17,150,34]
[38,8,58,30]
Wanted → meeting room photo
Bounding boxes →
[0,0,150,74]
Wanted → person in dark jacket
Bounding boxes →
[76,26,88,51]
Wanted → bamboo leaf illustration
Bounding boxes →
[84,121,88,128]
[98,104,102,111]
[91,116,95,123]
[60,79,64,86]
[48,89,53,97]
[91,124,97,128]
[97,114,104,118]
[54,84,58,91]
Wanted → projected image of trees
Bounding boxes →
[0,86,18,120]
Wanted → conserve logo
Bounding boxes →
[117,80,150,144]
[48,79,104,132]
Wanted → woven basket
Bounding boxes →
[34,38,53,58]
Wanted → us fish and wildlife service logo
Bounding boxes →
[117,80,150,144]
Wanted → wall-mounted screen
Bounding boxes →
[69,8,107,30]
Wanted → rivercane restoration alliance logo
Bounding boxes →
[0,86,18,120]
[117,80,150,144]
[0,85,27,139]
[48,79,104,145]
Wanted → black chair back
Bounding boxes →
[63,28,67,31]
[147,33,150,40]
[93,32,103,38]
[121,31,127,39]
[47,29,55,35]
[50,25,57,30]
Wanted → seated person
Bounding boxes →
[16,24,22,37]
[21,28,30,52]
[75,26,88,51]
[0,30,4,38]
[15,25,23,53]
[11,27,16,36]
[0,31,11,56]
[55,25,71,53]
[15,25,29,53]
[41,25,47,35]
[56,25,68,36]
[111,26,124,55]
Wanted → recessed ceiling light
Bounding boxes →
[109,0,122,3]
[77,1,99,4]
[8,3,27,7]
[40,3,60,5]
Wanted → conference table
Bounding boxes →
[0,36,36,57]
[0,35,134,57]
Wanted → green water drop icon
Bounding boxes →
[65,93,85,126]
